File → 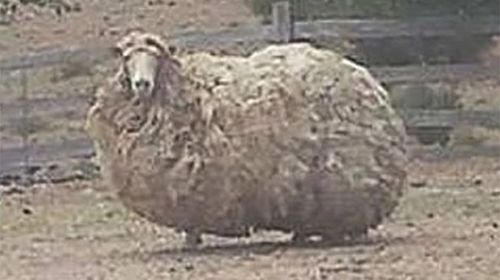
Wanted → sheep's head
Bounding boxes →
[113,31,172,101]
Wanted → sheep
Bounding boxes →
[86,31,408,248]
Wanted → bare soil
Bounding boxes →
[1,158,500,280]
[1,1,500,279]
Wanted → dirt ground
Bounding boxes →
[1,158,500,280]
[2,1,500,279]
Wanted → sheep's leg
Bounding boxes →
[321,231,345,246]
[291,232,308,244]
[185,231,202,248]
[322,226,369,245]
[347,227,369,243]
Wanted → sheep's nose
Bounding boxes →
[134,80,151,92]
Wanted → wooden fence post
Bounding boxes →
[272,1,293,43]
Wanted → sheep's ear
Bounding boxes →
[144,35,172,57]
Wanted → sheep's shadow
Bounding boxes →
[146,234,401,258]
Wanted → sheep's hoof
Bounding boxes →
[322,227,369,246]
[347,228,370,243]
[291,232,309,244]
[185,232,202,248]
[321,232,345,246]
[349,227,369,239]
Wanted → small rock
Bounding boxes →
[53,28,65,34]
[405,222,416,227]
[108,28,120,36]
[73,3,82,12]
[492,222,499,229]
[185,264,194,271]
[227,21,239,28]
[22,207,33,215]
[427,212,435,219]
[472,176,483,186]
[105,211,115,219]
[410,180,427,188]
[147,0,164,6]
[320,266,348,273]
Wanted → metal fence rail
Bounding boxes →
[1,15,499,72]
[1,63,498,126]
